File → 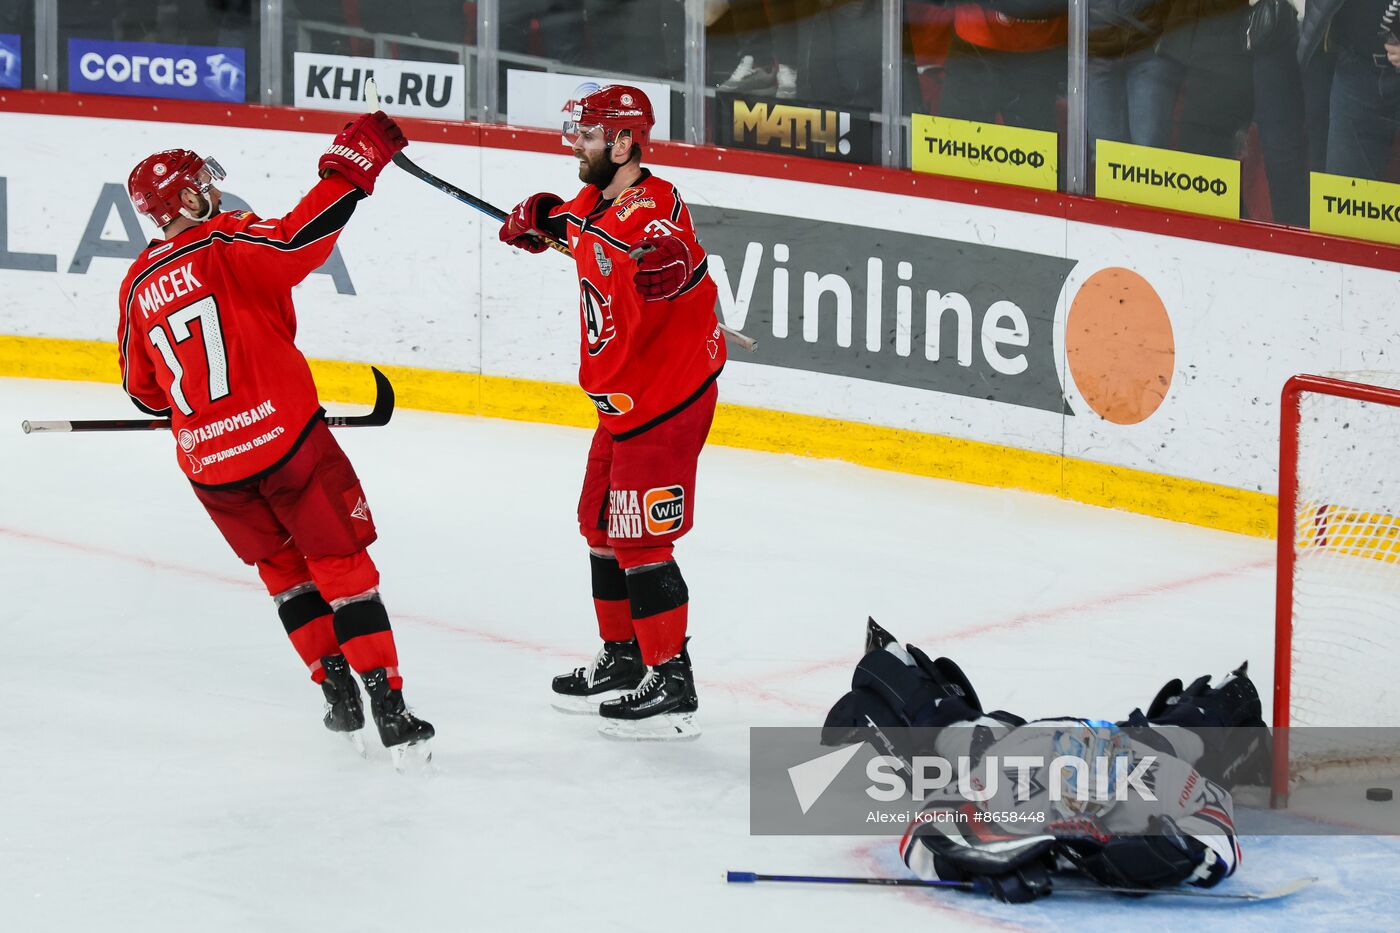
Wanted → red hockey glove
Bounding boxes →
[631,236,693,301]
[318,111,407,195]
[499,193,563,254]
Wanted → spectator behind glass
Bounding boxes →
[714,0,804,98]
[1248,0,1334,226]
[788,0,883,111]
[1160,0,1254,160]
[1302,0,1400,181]
[938,0,1068,133]
[1087,0,1182,155]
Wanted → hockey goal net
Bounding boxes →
[1274,373,1400,807]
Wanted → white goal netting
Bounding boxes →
[1284,373,1400,785]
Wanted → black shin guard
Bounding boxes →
[624,561,688,619]
[590,552,629,602]
[277,589,334,636]
[332,597,392,645]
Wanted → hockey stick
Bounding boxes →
[363,78,757,352]
[22,366,395,434]
[725,871,1316,902]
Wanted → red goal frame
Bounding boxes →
[1273,373,1400,807]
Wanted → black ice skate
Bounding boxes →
[597,639,700,741]
[362,667,435,772]
[551,638,646,715]
[320,654,368,756]
[1145,661,1271,791]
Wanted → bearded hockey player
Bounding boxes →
[498,85,725,740]
[119,114,433,764]
[823,620,1269,902]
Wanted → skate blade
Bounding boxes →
[344,730,368,758]
[598,712,701,741]
[389,739,435,775]
[550,691,622,715]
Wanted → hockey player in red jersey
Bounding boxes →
[499,85,726,739]
[119,113,433,762]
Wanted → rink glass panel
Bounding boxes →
[16,2,1400,239]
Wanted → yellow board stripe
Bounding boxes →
[0,335,1277,538]
[1296,505,1400,563]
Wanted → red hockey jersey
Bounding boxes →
[550,170,725,438]
[118,175,362,488]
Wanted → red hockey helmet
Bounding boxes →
[127,149,226,227]
[562,85,655,150]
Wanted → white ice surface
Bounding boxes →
[3,377,1399,932]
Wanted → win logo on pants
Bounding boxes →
[644,485,685,535]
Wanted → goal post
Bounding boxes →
[1274,373,1400,807]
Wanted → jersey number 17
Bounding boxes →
[147,296,231,417]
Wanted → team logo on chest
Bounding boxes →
[593,242,613,277]
[580,279,617,356]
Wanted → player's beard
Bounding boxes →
[189,191,222,222]
[578,148,621,189]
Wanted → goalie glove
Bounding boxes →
[901,807,1056,903]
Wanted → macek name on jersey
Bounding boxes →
[137,262,204,318]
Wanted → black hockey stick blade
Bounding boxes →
[325,365,395,427]
[23,366,394,433]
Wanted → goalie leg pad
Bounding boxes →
[1059,815,1214,889]
[852,649,980,728]
[902,811,1056,903]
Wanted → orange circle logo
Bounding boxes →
[1066,267,1174,425]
